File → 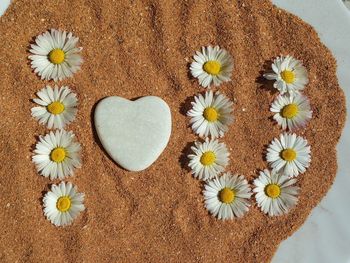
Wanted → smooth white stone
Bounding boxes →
[94,96,171,172]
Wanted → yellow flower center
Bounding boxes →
[280,70,295,84]
[56,196,72,212]
[200,151,216,166]
[281,103,299,119]
[281,148,297,162]
[219,187,235,204]
[50,147,67,163]
[47,101,65,115]
[203,60,221,75]
[203,107,219,122]
[48,49,65,64]
[265,184,281,198]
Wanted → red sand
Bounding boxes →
[0,0,345,262]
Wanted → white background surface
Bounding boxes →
[0,0,10,16]
[1,1,349,262]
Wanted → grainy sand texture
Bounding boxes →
[0,0,346,262]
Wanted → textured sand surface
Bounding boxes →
[0,0,346,262]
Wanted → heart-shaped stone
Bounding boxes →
[94,96,171,171]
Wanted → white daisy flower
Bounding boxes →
[264,55,309,94]
[270,93,312,131]
[187,90,234,138]
[190,45,234,88]
[32,130,82,180]
[266,133,311,177]
[31,85,78,129]
[203,173,252,220]
[253,169,300,216]
[188,138,230,181]
[43,182,85,227]
[29,29,83,81]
